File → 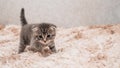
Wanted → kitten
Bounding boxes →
[18,8,57,54]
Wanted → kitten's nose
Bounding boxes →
[44,40,46,42]
[43,38,46,43]
[43,40,46,42]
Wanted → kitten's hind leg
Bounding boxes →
[18,42,27,54]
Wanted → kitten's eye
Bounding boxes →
[38,35,42,39]
[47,35,51,38]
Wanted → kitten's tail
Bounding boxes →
[20,8,27,26]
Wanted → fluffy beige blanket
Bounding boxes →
[0,24,120,68]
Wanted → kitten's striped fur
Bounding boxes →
[18,8,57,54]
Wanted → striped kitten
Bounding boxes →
[18,8,57,54]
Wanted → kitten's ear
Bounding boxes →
[32,25,39,32]
[50,24,57,30]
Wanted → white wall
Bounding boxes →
[0,0,120,27]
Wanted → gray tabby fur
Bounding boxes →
[18,8,57,54]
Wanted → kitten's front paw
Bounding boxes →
[25,46,37,52]
[41,46,52,57]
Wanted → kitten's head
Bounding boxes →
[32,23,56,46]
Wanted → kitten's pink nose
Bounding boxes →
[43,38,46,43]
[44,40,46,43]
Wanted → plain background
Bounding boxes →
[0,0,120,27]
